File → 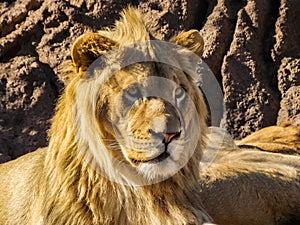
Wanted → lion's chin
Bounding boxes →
[110,140,193,184]
[126,147,189,182]
[136,157,181,182]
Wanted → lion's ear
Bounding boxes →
[71,33,118,74]
[170,30,204,57]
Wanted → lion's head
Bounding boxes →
[59,7,207,186]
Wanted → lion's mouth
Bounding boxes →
[126,132,181,165]
[130,151,170,165]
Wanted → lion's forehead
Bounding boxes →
[110,62,186,90]
[129,98,165,117]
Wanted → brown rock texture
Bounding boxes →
[277,86,300,125]
[277,58,300,125]
[0,0,299,161]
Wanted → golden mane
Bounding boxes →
[99,7,152,44]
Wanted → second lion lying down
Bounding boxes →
[0,6,299,225]
[201,126,300,225]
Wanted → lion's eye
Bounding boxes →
[127,86,140,97]
[175,86,186,100]
[124,85,142,102]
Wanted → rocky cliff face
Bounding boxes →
[0,0,299,161]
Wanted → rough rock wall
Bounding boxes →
[0,0,299,161]
[201,0,300,138]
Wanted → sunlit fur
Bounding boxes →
[236,122,300,154]
[0,7,213,225]
[200,126,300,225]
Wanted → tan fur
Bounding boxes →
[200,127,300,225]
[236,122,300,154]
[0,7,213,225]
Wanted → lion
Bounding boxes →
[0,7,213,225]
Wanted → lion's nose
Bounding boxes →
[163,132,181,144]
[149,130,181,144]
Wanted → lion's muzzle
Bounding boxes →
[122,97,182,164]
